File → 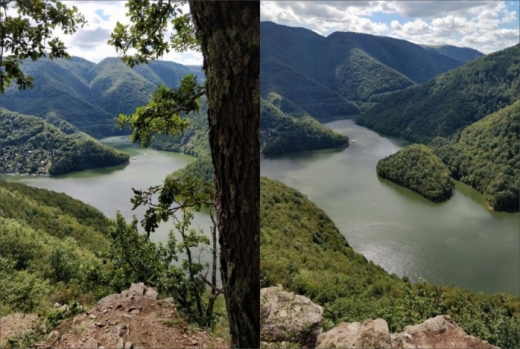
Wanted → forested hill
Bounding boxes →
[260,21,482,118]
[1,57,205,139]
[420,44,484,63]
[260,177,520,349]
[0,180,110,315]
[358,44,520,144]
[260,94,349,156]
[430,100,520,212]
[376,144,454,203]
[0,108,129,176]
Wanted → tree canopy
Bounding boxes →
[376,144,454,203]
[430,100,520,211]
[0,0,86,92]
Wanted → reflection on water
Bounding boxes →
[261,119,520,295]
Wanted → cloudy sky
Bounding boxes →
[22,1,204,64]
[261,1,519,54]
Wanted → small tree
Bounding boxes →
[102,174,222,327]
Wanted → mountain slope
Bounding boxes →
[260,96,349,156]
[2,57,205,139]
[260,57,360,120]
[260,177,520,348]
[260,21,480,117]
[430,100,520,211]
[0,181,111,315]
[0,108,129,176]
[421,44,484,63]
[358,44,520,144]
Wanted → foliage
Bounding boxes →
[150,97,209,158]
[0,0,86,92]
[116,76,203,148]
[430,100,520,211]
[260,98,349,156]
[376,144,454,202]
[0,108,129,176]
[100,210,221,328]
[358,44,520,144]
[0,181,110,250]
[108,0,198,68]
[260,177,520,349]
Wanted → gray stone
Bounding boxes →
[261,285,323,349]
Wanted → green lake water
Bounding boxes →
[261,119,520,295]
[5,136,213,248]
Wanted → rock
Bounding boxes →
[89,314,97,319]
[54,302,61,308]
[317,318,391,349]
[392,315,499,349]
[261,285,323,349]
[118,324,129,337]
[97,283,158,309]
[116,338,124,349]
[357,319,392,349]
[318,315,498,349]
[95,322,105,328]
[57,304,69,312]
[316,322,361,348]
[84,338,98,349]
[128,306,141,314]
[129,282,158,300]
[47,330,60,343]
[102,309,108,314]
[123,341,133,349]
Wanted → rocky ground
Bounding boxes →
[260,285,498,349]
[1,283,228,349]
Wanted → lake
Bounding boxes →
[5,136,216,262]
[261,119,520,295]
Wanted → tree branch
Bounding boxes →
[198,273,223,294]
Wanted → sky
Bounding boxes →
[6,1,519,63]
[9,1,204,65]
[260,1,520,54]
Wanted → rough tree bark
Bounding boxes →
[188,2,260,348]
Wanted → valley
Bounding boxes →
[261,119,520,295]
[1,4,519,347]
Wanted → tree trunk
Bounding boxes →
[188,2,260,348]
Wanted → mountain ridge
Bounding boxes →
[260,21,483,119]
[2,57,206,139]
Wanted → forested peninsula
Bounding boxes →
[376,145,454,202]
[0,109,129,176]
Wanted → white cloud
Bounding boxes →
[15,1,203,65]
[501,10,517,23]
[260,1,520,54]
